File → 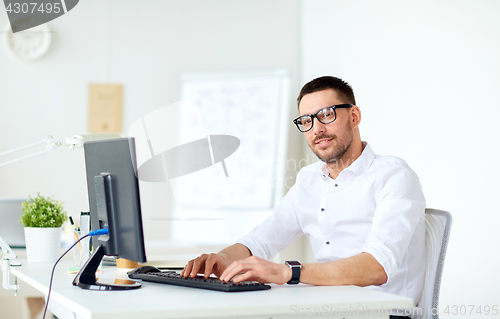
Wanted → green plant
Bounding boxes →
[20,193,67,228]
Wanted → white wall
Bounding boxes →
[302,0,500,317]
[0,0,302,248]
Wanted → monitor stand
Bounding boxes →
[72,245,141,290]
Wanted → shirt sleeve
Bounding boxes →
[362,161,426,285]
[236,183,304,260]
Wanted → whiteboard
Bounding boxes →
[174,70,291,211]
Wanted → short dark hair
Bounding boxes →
[297,76,356,107]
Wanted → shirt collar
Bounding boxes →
[319,142,376,178]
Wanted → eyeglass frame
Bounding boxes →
[293,104,353,133]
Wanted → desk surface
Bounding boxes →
[10,259,413,319]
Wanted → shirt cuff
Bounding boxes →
[236,237,268,260]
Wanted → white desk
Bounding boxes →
[10,259,413,319]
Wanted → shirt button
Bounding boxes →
[326,241,330,245]
[321,208,325,212]
[335,184,338,187]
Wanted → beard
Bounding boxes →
[309,120,353,164]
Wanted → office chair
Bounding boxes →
[416,208,453,319]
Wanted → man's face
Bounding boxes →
[298,89,354,164]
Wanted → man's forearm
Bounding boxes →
[300,253,387,286]
[218,243,252,266]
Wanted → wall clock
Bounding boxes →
[4,22,51,60]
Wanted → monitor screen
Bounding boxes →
[83,137,146,263]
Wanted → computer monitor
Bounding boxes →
[73,137,147,290]
[0,197,28,248]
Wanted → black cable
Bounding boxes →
[42,233,90,319]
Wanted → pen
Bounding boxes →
[69,216,80,231]
[68,216,82,250]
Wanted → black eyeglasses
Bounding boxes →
[293,104,352,132]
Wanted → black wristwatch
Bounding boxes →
[285,260,301,284]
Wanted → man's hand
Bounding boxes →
[181,253,228,278]
[219,256,292,285]
[181,244,253,279]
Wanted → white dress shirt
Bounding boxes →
[237,142,426,305]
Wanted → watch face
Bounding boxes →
[4,22,51,60]
[286,261,301,267]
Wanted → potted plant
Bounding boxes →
[20,193,67,262]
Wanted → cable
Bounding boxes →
[42,228,108,319]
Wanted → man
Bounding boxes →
[182,76,425,318]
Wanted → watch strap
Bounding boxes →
[285,261,301,284]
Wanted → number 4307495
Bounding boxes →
[5,2,61,14]
[444,305,498,316]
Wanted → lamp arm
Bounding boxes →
[0,136,60,168]
[0,236,19,291]
[0,134,121,168]
[0,236,17,260]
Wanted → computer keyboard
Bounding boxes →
[128,269,271,292]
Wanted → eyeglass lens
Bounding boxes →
[296,107,336,132]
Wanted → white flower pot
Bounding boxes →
[24,227,62,263]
